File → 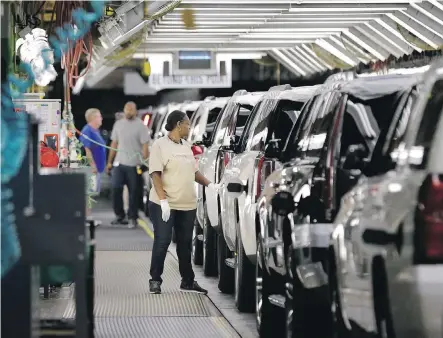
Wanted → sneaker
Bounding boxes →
[180,280,208,295]
[128,219,138,229]
[149,280,161,294]
[111,217,128,225]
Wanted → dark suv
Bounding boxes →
[256,73,422,337]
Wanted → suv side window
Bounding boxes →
[305,92,341,160]
[248,99,279,151]
[385,89,417,155]
[267,99,305,152]
[211,102,232,146]
[238,101,263,152]
[411,79,443,169]
[282,94,322,160]
[228,105,254,139]
[189,111,202,142]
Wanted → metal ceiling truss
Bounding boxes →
[140,0,443,76]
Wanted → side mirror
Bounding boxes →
[264,138,281,158]
[343,144,366,170]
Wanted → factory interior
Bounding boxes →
[2,1,443,338]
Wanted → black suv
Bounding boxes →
[256,73,422,338]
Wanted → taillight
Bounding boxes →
[192,145,203,157]
[420,174,443,259]
[223,152,230,167]
[254,157,272,201]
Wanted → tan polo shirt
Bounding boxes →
[149,136,197,210]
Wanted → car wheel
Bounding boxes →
[372,256,395,338]
[257,234,284,336]
[217,227,234,293]
[285,246,295,338]
[235,225,255,312]
[192,220,203,265]
[203,203,218,276]
[290,247,334,338]
[329,246,351,338]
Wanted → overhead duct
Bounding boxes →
[83,1,181,90]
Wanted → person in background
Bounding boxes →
[79,108,106,217]
[148,110,218,295]
[106,101,150,228]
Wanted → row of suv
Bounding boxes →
[187,61,442,337]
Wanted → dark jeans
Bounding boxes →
[111,164,139,220]
[149,202,196,283]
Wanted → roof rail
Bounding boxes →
[268,84,292,91]
[324,71,355,84]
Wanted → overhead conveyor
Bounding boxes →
[133,0,443,76]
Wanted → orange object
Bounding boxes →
[40,141,59,167]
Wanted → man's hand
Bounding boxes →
[91,165,97,174]
[105,163,113,174]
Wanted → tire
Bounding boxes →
[218,230,234,294]
[235,226,255,312]
[192,221,203,266]
[290,246,334,338]
[329,247,351,338]
[203,203,218,276]
[372,256,395,338]
[256,235,284,336]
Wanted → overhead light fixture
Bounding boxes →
[217,52,266,59]
[342,30,386,60]
[270,48,307,76]
[315,39,357,66]
[288,6,408,12]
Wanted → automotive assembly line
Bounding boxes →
[2,1,443,338]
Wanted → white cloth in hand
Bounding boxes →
[160,199,171,222]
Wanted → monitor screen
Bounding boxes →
[178,51,212,70]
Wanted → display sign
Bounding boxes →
[149,74,231,89]
[12,99,61,149]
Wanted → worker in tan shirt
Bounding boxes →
[148,110,218,294]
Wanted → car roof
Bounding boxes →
[341,73,423,100]
[234,91,266,106]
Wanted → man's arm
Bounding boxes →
[107,123,119,170]
[195,170,211,187]
[140,123,151,164]
[142,143,149,163]
[107,140,118,166]
[84,148,97,172]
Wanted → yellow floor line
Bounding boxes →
[137,218,154,239]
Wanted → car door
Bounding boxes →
[204,100,241,228]
[306,92,344,223]
[198,101,232,227]
[221,100,264,248]
[266,93,331,274]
